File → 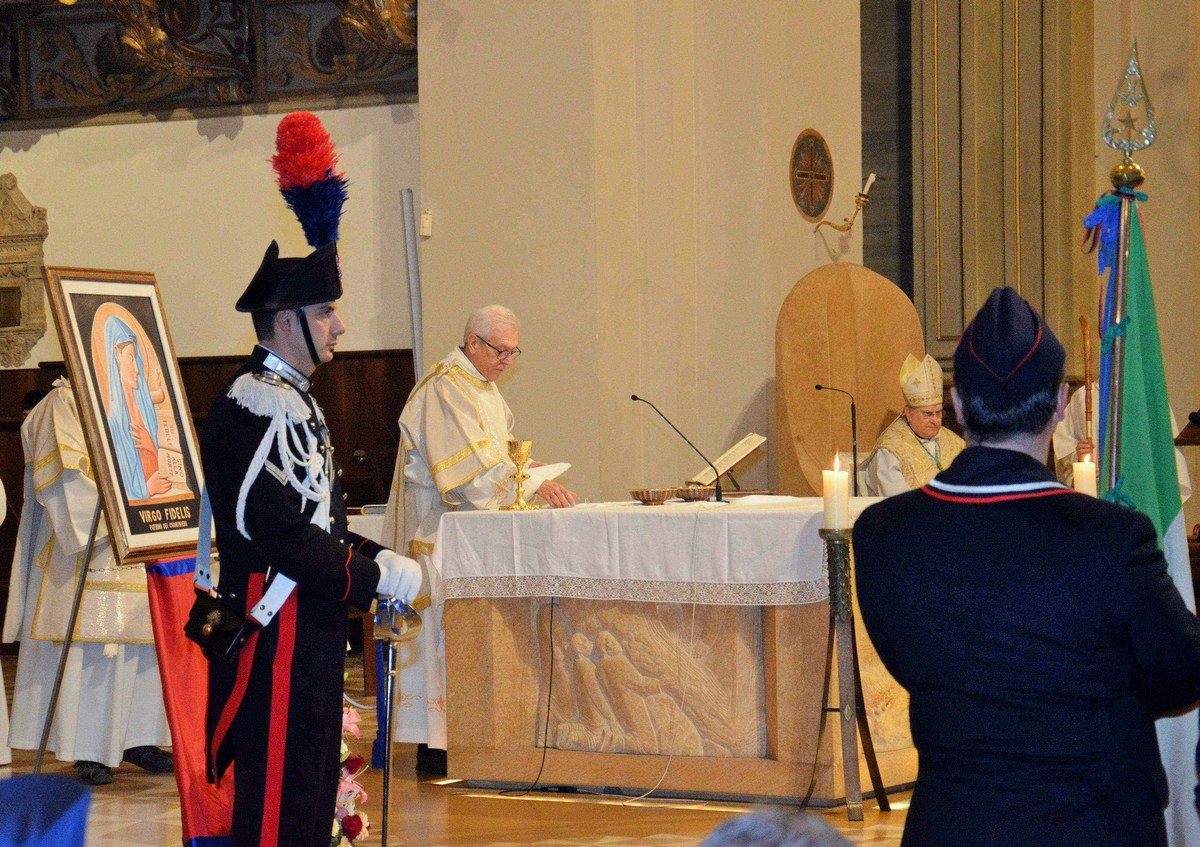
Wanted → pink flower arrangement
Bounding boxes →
[331,703,370,846]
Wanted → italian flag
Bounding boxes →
[1097,197,1199,847]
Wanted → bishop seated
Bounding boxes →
[860,354,964,496]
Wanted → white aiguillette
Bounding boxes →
[686,433,766,486]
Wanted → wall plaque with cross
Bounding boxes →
[790,129,834,222]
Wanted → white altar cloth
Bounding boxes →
[387,497,881,748]
[434,497,881,607]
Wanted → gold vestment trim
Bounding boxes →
[80,580,148,594]
[32,444,92,493]
[446,363,489,391]
[439,458,503,504]
[35,537,54,569]
[431,440,492,476]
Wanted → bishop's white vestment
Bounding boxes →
[3,380,169,766]
[381,348,559,748]
[860,416,965,497]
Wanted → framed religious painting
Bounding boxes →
[44,267,204,563]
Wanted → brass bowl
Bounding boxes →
[676,485,715,502]
[630,487,676,506]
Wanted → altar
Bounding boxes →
[436,496,917,804]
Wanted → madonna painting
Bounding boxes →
[45,267,205,564]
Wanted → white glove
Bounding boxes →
[375,549,422,605]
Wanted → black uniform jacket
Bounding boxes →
[200,345,382,847]
[854,446,1200,847]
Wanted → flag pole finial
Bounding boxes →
[1103,39,1154,188]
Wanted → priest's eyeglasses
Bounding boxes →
[476,335,522,361]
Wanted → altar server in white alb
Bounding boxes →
[3,379,173,785]
[1052,382,1191,499]
[382,305,575,759]
[860,354,965,496]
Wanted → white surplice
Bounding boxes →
[381,348,563,748]
[1052,383,1192,500]
[2,381,169,766]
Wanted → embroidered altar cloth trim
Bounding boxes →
[435,497,880,607]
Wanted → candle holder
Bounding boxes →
[800,527,888,821]
[500,438,540,511]
[813,191,871,236]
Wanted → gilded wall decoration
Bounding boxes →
[334,0,416,55]
[0,174,49,368]
[33,19,195,111]
[0,1,416,124]
[102,0,253,103]
[0,17,18,117]
[266,3,412,92]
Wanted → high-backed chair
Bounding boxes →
[776,263,925,496]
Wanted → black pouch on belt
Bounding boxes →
[184,590,257,664]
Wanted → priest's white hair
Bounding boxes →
[463,305,519,344]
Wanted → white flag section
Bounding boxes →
[1090,200,1199,847]
[1158,512,1200,847]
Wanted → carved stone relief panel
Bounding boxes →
[0,173,48,367]
[531,600,767,758]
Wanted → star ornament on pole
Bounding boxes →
[1102,40,1156,180]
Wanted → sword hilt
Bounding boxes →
[374,597,423,643]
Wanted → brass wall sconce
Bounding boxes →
[814,172,876,236]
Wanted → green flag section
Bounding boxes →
[1099,200,1198,847]
[1100,206,1183,543]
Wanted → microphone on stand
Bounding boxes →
[631,395,724,502]
[815,384,859,496]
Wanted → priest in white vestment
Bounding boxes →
[382,305,574,758]
[3,379,172,784]
[860,354,965,496]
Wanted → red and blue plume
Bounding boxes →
[271,112,348,248]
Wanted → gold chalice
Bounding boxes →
[501,438,540,511]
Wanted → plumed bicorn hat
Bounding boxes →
[953,286,1065,405]
[236,112,347,313]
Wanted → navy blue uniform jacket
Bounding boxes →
[201,346,383,847]
[854,446,1200,847]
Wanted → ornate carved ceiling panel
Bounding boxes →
[0,0,416,123]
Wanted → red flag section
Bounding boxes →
[145,557,233,847]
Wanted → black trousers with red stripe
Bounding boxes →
[210,584,349,847]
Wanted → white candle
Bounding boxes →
[861,172,877,196]
[823,454,850,529]
[1073,455,1098,497]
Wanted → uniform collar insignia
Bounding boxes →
[254,346,311,392]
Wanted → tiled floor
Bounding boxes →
[0,650,907,846]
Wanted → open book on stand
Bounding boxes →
[686,433,766,486]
